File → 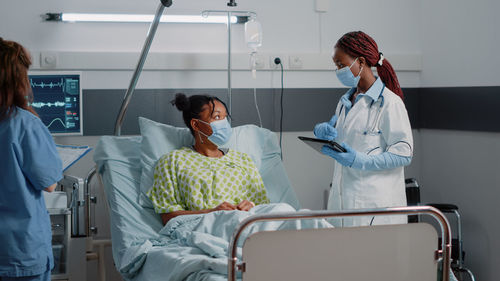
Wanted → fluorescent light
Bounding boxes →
[59,13,238,24]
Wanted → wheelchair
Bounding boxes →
[405,178,476,281]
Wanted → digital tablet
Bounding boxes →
[298,136,347,154]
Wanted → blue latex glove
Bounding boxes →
[314,115,338,141]
[321,142,413,170]
[321,142,357,167]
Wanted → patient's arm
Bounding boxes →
[161,201,237,225]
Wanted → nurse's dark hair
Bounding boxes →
[0,38,37,122]
[172,93,230,135]
[336,31,404,100]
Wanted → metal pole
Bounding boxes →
[113,2,170,136]
[227,11,232,115]
[455,210,463,267]
[228,206,452,281]
[84,167,96,236]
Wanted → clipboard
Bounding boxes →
[56,144,92,171]
[298,136,347,154]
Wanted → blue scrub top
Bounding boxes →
[0,107,63,277]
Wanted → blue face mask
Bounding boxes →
[197,118,233,147]
[335,57,363,88]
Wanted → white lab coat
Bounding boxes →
[328,84,413,227]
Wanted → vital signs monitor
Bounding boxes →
[28,72,83,135]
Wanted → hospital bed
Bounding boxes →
[89,1,452,279]
[92,117,452,281]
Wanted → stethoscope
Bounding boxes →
[337,85,385,135]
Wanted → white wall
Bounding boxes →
[420,0,500,87]
[418,130,500,281]
[419,0,500,280]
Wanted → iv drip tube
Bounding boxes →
[227,12,232,114]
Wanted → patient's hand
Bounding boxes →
[237,200,255,211]
[212,201,237,211]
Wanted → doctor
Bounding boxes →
[314,31,413,227]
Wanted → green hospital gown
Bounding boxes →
[147,147,269,214]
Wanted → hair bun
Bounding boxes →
[172,93,190,111]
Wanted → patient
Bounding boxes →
[147,93,269,225]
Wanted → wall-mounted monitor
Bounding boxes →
[28,72,83,135]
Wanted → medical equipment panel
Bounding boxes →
[28,72,83,135]
[58,175,87,237]
[48,208,71,279]
[43,177,88,281]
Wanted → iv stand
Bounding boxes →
[114,0,173,136]
[202,10,256,115]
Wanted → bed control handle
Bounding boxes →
[435,249,443,261]
[237,262,246,272]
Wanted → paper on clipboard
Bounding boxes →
[56,144,92,171]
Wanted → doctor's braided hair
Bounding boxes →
[336,31,404,100]
[0,38,37,122]
[172,93,230,135]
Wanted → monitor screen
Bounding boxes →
[29,72,82,135]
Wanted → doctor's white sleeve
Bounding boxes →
[380,100,414,157]
[350,100,413,171]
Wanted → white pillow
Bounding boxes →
[138,117,300,209]
[138,117,194,208]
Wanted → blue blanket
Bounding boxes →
[120,203,332,281]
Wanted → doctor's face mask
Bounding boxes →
[335,57,363,88]
[332,48,364,88]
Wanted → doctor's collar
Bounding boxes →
[364,77,384,102]
[343,77,384,104]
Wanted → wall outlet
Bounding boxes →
[251,54,266,69]
[289,56,303,69]
[269,55,285,70]
[40,52,58,69]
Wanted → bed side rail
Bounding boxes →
[228,206,451,281]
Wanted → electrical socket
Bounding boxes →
[250,54,266,69]
[40,52,57,68]
[40,52,58,69]
[269,55,285,70]
[289,55,303,69]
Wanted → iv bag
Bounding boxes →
[245,19,263,51]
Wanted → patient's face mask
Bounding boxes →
[197,118,232,147]
[335,57,363,88]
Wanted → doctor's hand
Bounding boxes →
[321,142,357,167]
[237,200,255,211]
[314,115,338,141]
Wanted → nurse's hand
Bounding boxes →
[314,115,338,141]
[321,142,356,167]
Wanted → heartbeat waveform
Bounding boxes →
[46,118,67,129]
[30,78,64,89]
[31,101,65,108]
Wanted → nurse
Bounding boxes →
[314,31,413,227]
[0,38,63,280]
